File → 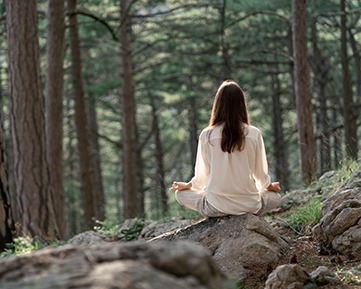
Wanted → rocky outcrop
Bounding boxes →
[156,213,291,281]
[312,172,361,258]
[264,264,341,289]
[0,241,233,289]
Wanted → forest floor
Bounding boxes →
[243,210,361,289]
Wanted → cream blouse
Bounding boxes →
[190,124,271,214]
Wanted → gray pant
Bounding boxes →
[175,189,281,217]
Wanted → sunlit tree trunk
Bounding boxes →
[45,0,66,239]
[120,0,142,218]
[6,0,58,238]
[67,0,98,229]
[340,0,358,159]
[292,0,316,184]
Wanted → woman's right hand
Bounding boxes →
[267,182,281,192]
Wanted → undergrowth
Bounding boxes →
[280,197,322,235]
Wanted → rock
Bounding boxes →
[264,264,316,289]
[155,213,291,281]
[0,241,233,289]
[309,266,341,285]
[68,230,113,245]
[312,172,361,258]
[139,219,194,240]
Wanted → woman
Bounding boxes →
[169,80,281,217]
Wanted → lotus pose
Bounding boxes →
[170,80,281,217]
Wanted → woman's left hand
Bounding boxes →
[169,181,191,191]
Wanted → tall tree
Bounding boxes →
[310,18,332,173]
[6,0,58,238]
[292,0,316,184]
[340,0,358,160]
[0,71,14,251]
[120,0,141,218]
[45,0,66,239]
[270,72,289,191]
[67,0,100,229]
[88,95,105,221]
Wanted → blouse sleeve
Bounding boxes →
[253,130,271,191]
[191,131,210,190]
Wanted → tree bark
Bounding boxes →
[88,96,105,221]
[340,0,358,160]
[150,94,167,216]
[67,0,98,229]
[310,18,331,173]
[0,77,14,251]
[6,0,58,238]
[270,72,289,191]
[45,0,66,239]
[292,0,316,184]
[120,0,141,218]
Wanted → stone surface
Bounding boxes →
[139,219,194,240]
[312,172,361,258]
[68,230,113,245]
[156,213,291,281]
[264,264,315,289]
[309,266,341,285]
[0,241,233,289]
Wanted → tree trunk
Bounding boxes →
[64,94,78,236]
[292,0,316,184]
[188,96,198,175]
[348,29,361,108]
[270,72,289,191]
[220,0,231,79]
[88,96,105,221]
[150,94,167,216]
[340,0,358,160]
[45,0,66,239]
[6,0,58,238]
[310,18,331,173]
[120,0,140,218]
[0,78,14,251]
[67,0,97,229]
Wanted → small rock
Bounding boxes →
[309,266,341,285]
[264,264,316,289]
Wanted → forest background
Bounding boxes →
[0,0,360,243]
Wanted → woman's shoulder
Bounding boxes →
[199,125,221,139]
[244,124,262,137]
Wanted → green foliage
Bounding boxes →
[0,237,66,258]
[281,197,322,235]
[336,264,361,285]
[94,218,145,241]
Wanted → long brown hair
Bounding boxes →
[208,80,250,153]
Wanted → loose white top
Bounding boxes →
[191,124,271,214]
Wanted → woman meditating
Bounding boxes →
[169,80,281,217]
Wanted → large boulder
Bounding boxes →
[0,241,233,289]
[312,172,361,258]
[156,213,291,281]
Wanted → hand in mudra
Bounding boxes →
[267,182,281,192]
[169,181,191,191]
